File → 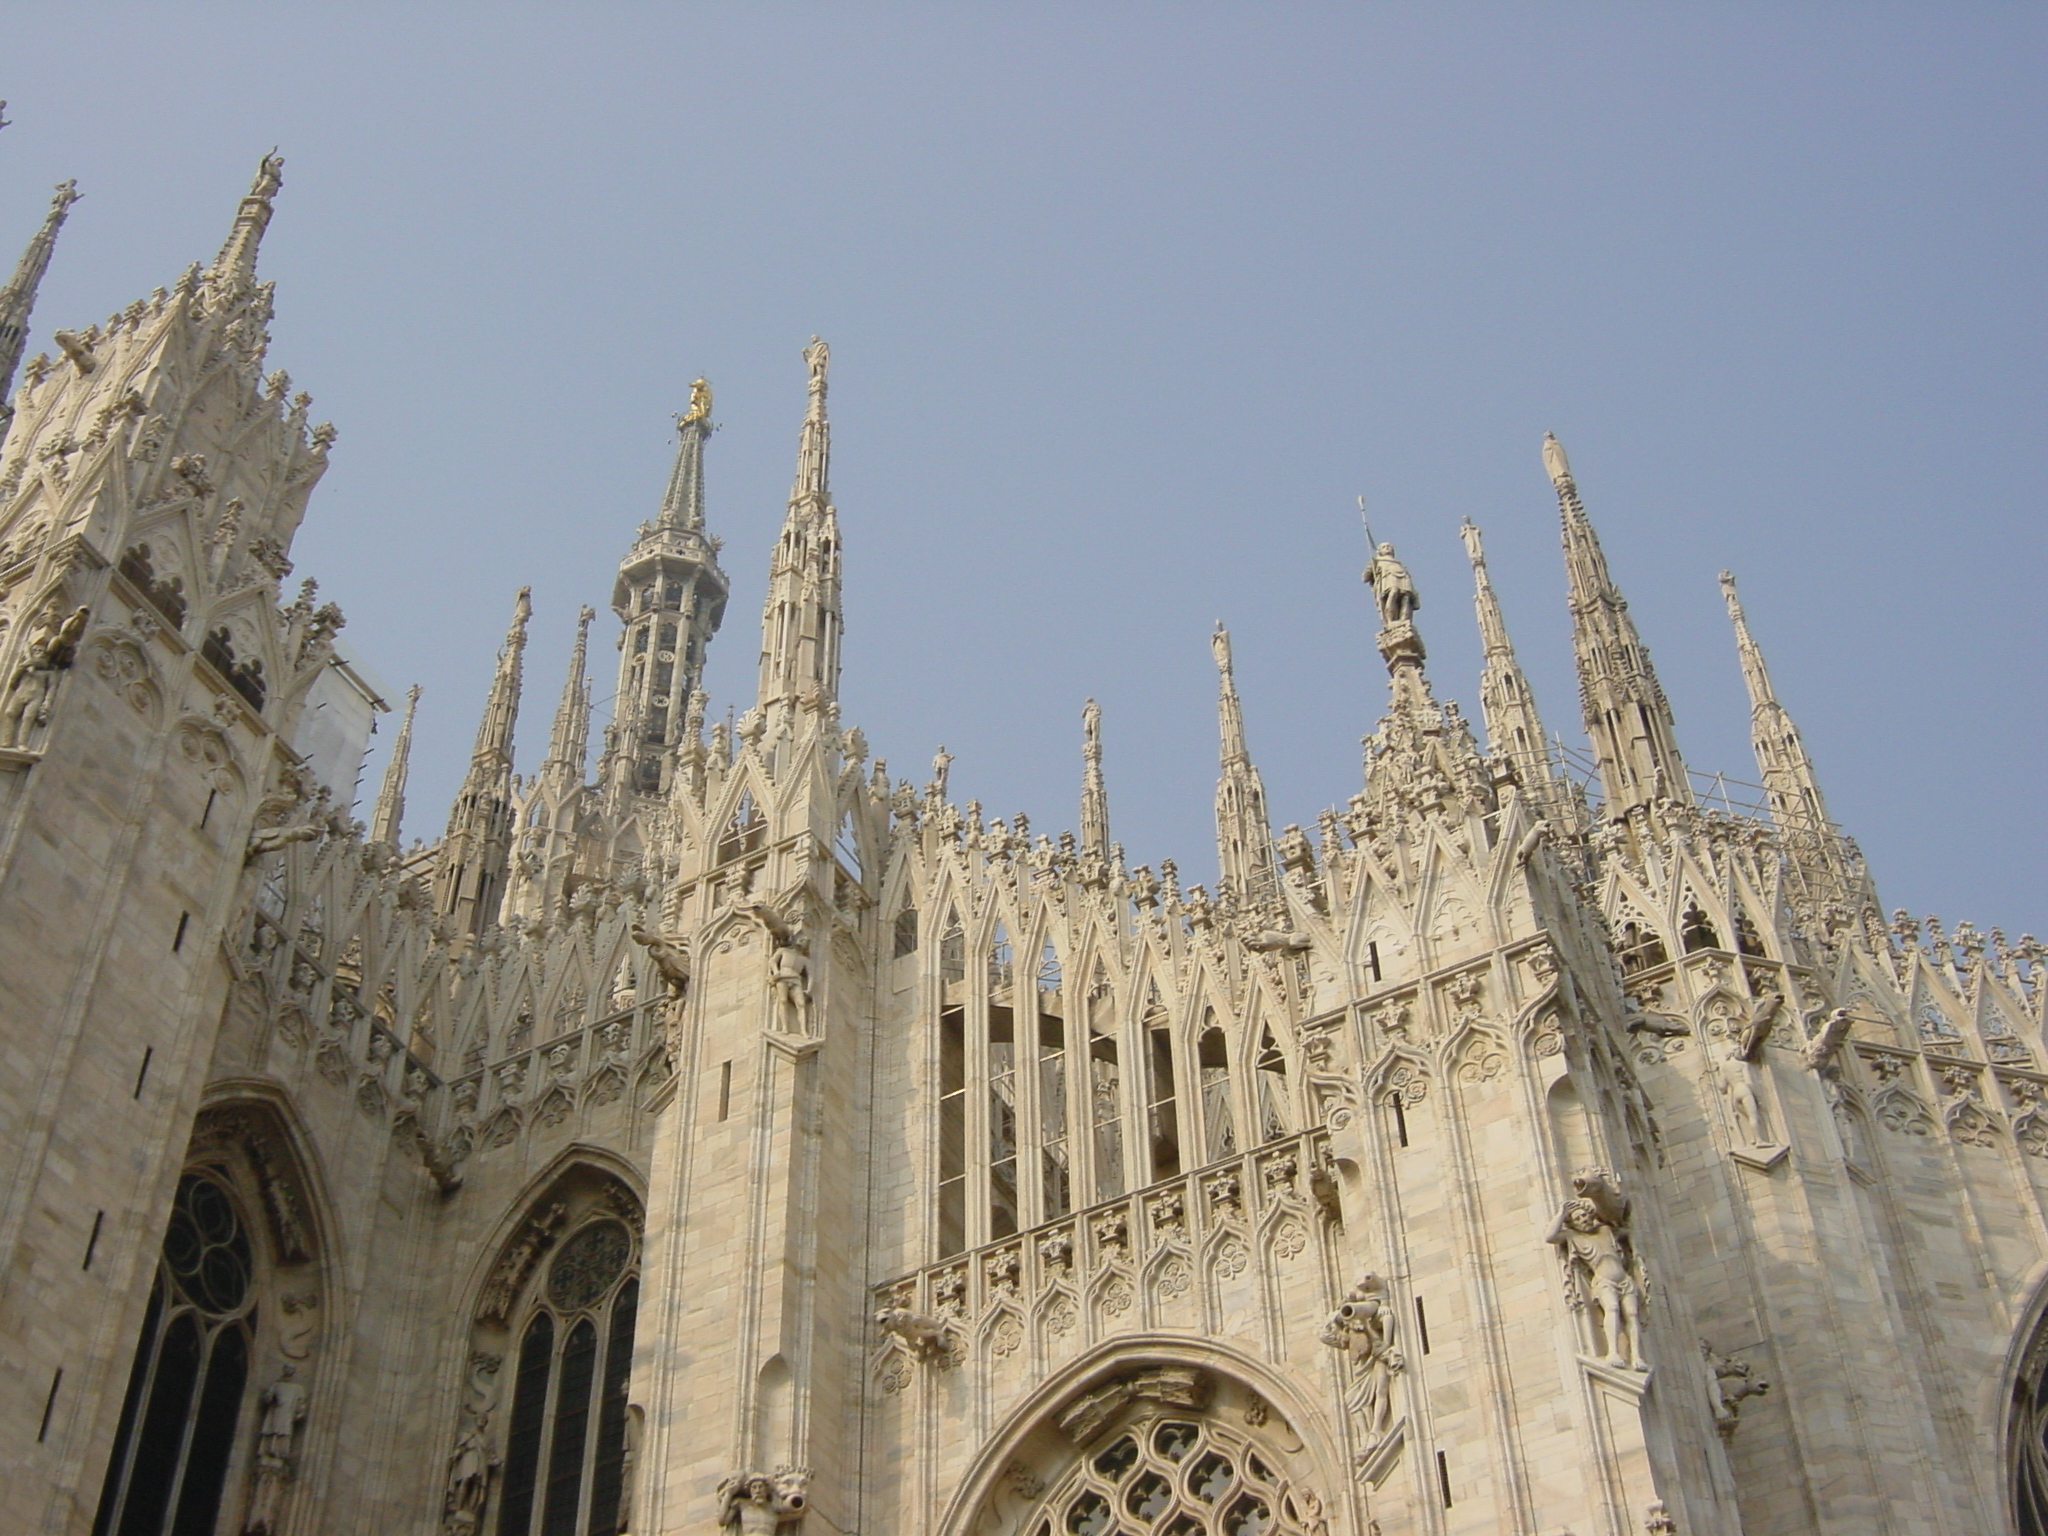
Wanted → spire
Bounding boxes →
[1080,698,1110,858]
[757,337,843,716]
[1720,571,1855,901]
[1547,432,1690,819]
[210,152,283,288]
[540,605,595,790]
[1461,518,1559,801]
[657,379,713,531]
[0,180,80,420]
[1211,625,1278,912]
[608,396,729,803]
[433,588,531,936]
[369,684,421,848]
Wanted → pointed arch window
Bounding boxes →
[1254,1027,1291,1143]
[1198,1014,1238,1163]
[92,1172,258,1536]
[1037,940,1071,1220]
[1087,972,1125,1202]
[474,1192,642,1536]
[715,794,766,864]
[1143,990,1181,1182]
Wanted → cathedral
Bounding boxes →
[5,153,2048,1536]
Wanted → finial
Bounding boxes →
[1211,622,1234,679]
[1459,516,1483,566]
[212,150,286,285]
[1082,698,1102,759]
[514,585,533,625]
[1542,431,1573,491]
[1,179,84,410]
[805,336,829,394]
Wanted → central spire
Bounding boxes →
[756,337,843,718]
[1548,432,1690,819]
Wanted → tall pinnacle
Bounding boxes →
[1080,698,1110,858]
[1720,571,1851,903]
[0,180,81,420]
[369,685,421,848]
[211,152,283,288]
[757,337,843,716]
[1211,625,1278,912]
[433,588,531,935]
[657,379,714,531]
[1461,518,1558,802]
[1547,432,1690,818]
[541,605,596,790]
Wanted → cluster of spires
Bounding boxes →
[0,157,1843,925]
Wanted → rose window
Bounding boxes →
[1028,1417,1313,1536]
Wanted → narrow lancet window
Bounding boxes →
[1198,1018,1237,1162]
[1088,973,1125,1201]
[1255,1027,1291,1143]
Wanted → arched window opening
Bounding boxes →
[1617,918,1669,975]
[462,1181,642,1536]
[1254,1029,1290,1144]
[1198,1019,1237,1163]
[937,1004,968,1257]
[892,905,918,958]
[92,1172,258,1536]
[1088,974,1125,1202]
[1679,901,1720,954]
[714,794,766,865]
[988,923,1014,996]
[939,917,967,987]
[1039,956,1071,1221]
[989,993,1019,1240]
[1546,1074,1595,1176]
[1145,1001,1181,1183]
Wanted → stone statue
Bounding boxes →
[1542,431,1573,489]
[443,1415,496,1536]
[718,1467,809,1532]
[875,1305,949,1359]
[1320,1273,1402,1438]
[1547,1182,1645,1370]
[1702,1340,1770,1435]
[243,1364,309,1534]
[1,604,87,749]
[770,928,811,1034]
[1362,544,1418,629]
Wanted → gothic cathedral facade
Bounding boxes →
[3,158,2046,1536]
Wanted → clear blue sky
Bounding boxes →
[5,5,2044,933]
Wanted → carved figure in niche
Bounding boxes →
[443,1416,497,1536]
[1,604,87,748]
[1321,1273,1403,1439]
[718,1467,808,1532]
[1716,1004,1775,1148]
[1363,543,1419,628]
[242,1364,309,1534]
[770,928,811,1035]
[1547,1175,1646,1370]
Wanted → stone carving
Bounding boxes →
[631,925,691,1000]
[875,1306,949,1359]
[1702,1341,1769,1435]
[242,1364,308,1534]
[717,1467,809,1532]
[769,926,811,1035]
[1363,543,1419,628]
[1,603,86,749]
[1321,1273,1403,1440]
[476,1202,568,1322]
[443,1352,503,1536]
[1547,1169,1646,1370]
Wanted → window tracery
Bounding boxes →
[1024,1414,1315,1536]
[459,1175,642,1536]
[2012,1307,2048,1535]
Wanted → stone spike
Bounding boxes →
[1548,432,1691,818]
[0,180,80,421]
[1080,698,1110,858]
[368,684,422,849]
[659,380,713,531]
[1462,518,1558,796]
[757,337,843,717]
[432,588,530,936]
[1211,624,1278,912]
[541,606,596,790]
